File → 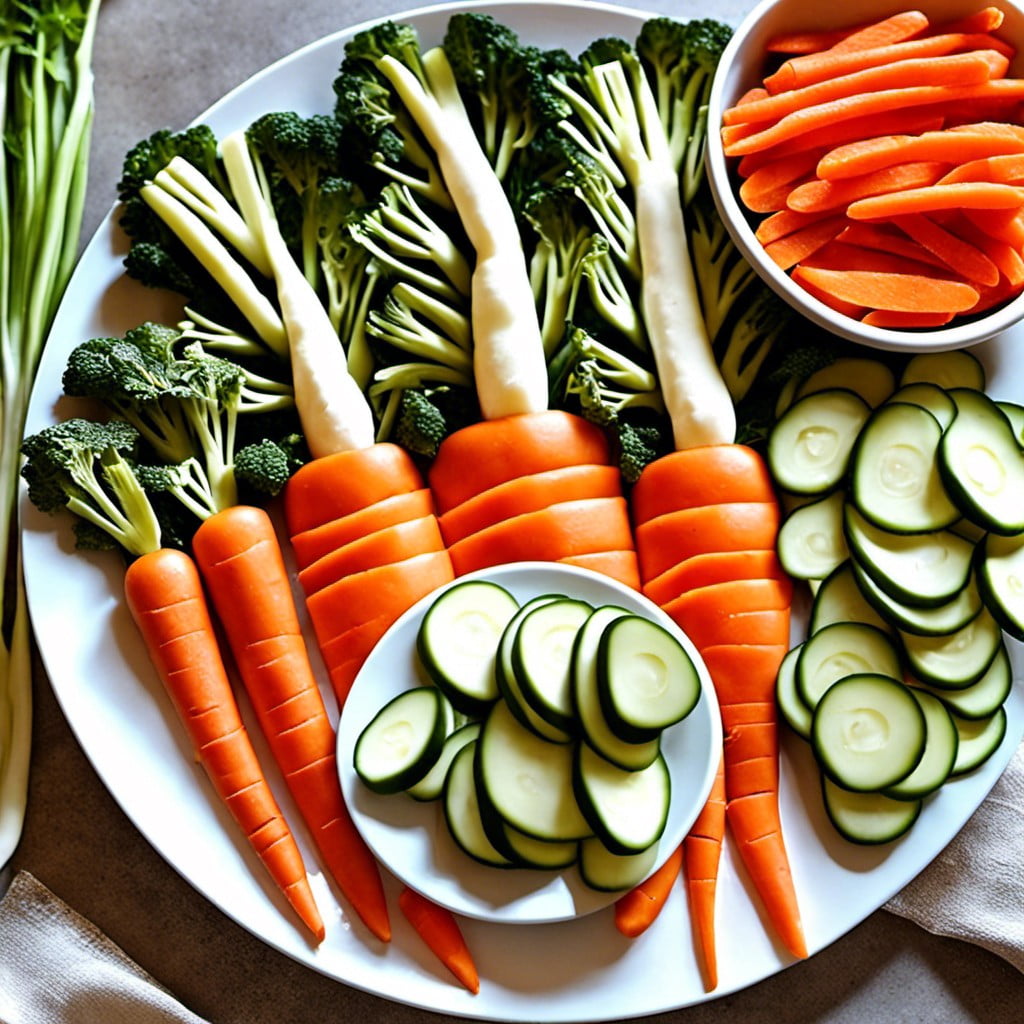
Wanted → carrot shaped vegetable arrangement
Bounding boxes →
[723,5,1024,325]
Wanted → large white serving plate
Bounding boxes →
[20,1,1024,1020]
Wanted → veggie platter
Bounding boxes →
[17,0,1024,1020]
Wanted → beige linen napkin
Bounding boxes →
[0,872,209,1024]
[885,741,1024,972]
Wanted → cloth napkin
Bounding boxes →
[884,740,1024,972]
[0,871,209,1024]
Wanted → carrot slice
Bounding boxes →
[802,239,945,278]
[643,549,788,609]
[632,444,777,525]
[755,206,840,246]
[891,212,1001,287]
[289,489,434,570]
[791,265,979,313]
[943,211,1024,285]
[861,309,956,327]
[937,152,1024,184]
[786,160,947,213]
[557,549,641,590]
[614,844,683,939]
[965,206,1024,248]
[931,6,1004,35]
[428,410,610,513]
[847,181,1024,220]
[763,214,848,270]
[739,151,821,213]
[827,9,931,54]
[835,222,954,269]
[665,580,793,647]
[437,463,623,546]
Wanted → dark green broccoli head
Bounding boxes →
[117,124,226,201]
[616,420,667,484]
[391,388,449,459]
[579,36,636,71]
[247,112,343,189]
[343,20,423,70]
[234,434,307,497]
[443,12,522,94]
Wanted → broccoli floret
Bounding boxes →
[617,420,669,485]
[20,419,162,557]
[389,388,449,458]
[233,434,307,497]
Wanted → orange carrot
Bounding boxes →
[763,214,848,270]
[123,547,324,942]
[943,211,1024,285]
[785,160,947,213]
[755,206,842,246]
[937,151,1024,184]
[891,212,1002,287]
[835,222,953,269]
[965,205,1024,248]
[724,50,1007,127]
[790,264,979,313]
[861,309,956,327]
[764,32,1015,95]
[399,887,479,994]
[664,579,793,647]
[643,549,787,608]
[191,506,391,942]
[826,9,931,54]
[558,549,642,590]
[846,180,1024,220]
[739,151,821,213]
[931,6,1004,36]
[614,843,684,938]
[801,239,945,278]
[684,756,726,990]
[428,410,611,513]
[765,26,867,55]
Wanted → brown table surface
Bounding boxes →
[8,1,1024,1021]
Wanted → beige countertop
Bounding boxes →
[8,0,1024,1021]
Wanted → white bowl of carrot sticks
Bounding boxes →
[706,0,1024,350]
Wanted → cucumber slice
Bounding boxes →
[977,532,1024,640]
[572,606,661,771]
[512,598,592,733]
[796,620,903,710]
[821,776,922,845]
[417,580,520,716]
[477,700,592,841]
[844,504,974,608]
[496,596,572,744]
[768,388,872,496]
[997,399,1024,444]
[407,721,481,801]
[795,357,896,408]
[851,560,983,637]
[901,607,1002,689]
[950,706,1008,775]
[900,349,986,391]
[573,743,670,855]
[353,686,450,795]
[443,741,515,868]
[777,490,849,581]
[502,825,578,870]
[888,382,957,430]
[882,689,958,800]
[596,614,701,743]
[578,837,660,892]
[776,643,812,740]
[849,402,959,533]
[809,561,892,635]
[938,388,1024,535]
[919,641,1012,720]
[812,674,926,791]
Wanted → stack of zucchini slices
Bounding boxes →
[769,349,1017,844]
[353,578,703,891]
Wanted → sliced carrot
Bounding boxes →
[664,583,792,648]
[437,463,623,546]
[764,32,1015,95]
[765,26,863,55]
[938,152,1024,184]
[632,444,776,525]
[790,265,979,313]
[557,549,641,590]
[635,502,780,581]
[447,496,634,577]
[965,206,1024,248]
[847,181,1024,220]
[428,410,610,513]
[123,547,324,942]
[943,211,1024,286]
[399,887,479,994]
[614,844,683,939]
[763,214,848,270]
[724,50,1006,127]
[739,151,821,213]
[284,443,424,534]
[835,222,954,269]
[817,121,1024,180]
[684,756,726,991]
[298,515,446,597]
[191,506,390,942]
[891,212,1001,287]
[289,489,434,569]
[754,206,841,246]
[786,160,947,213]
[827,9,931,54]
[801,239,944,278]
[861,309,956,327]
[931,6,1004,36]
[643,549,787,609]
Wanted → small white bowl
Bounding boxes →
[706,0,1024,352]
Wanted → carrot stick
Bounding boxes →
[724,50,1007,127]
[755,206,842,246]
[123,547,324,942]
[614,843,684,938]
[847,181,1024,220]
[827,9,931,54]
[937,152,1024,184]
[785,161,947,213]
[763,214,849,270]
[965,206,1024,248]
[861,309,956,327]
[191,506,391,942]
[942,211,1024,285]
[835,222,953,269]
[802,239,945,278]
[790,265,979,312]
[931,6,1004,35]
[738,151,821,213]
[399,887,480,994]
[765,26,867,55]
[684,756,726,990]
[764,32,1015,95]
[428,410,611,513]
[891,212,1001,286]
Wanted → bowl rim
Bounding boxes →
[705,0,1024,352]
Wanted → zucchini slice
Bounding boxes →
[407,721,481,802]
[887,382,957,430]
[796,620,903,710]
[977,532,1024,641]
[811,673,926,792]
[443,741,515,868]
[353,686,450,795]
[882,689,958,800]
[900,349,986,392]
[768,388,872,496]
[849,402,959,533]
[919,642,1012,721]
[950,706,1008,775]
[577,837,660,892]
[821,776,922,845]
[901,607,1002,689]
[795,356,897,408]
[776,643,812,740]
[938,388,1024,536]
[595,614,701,743]
[417,579,520,716]
[777,490,849,581]
[809,561,891,635]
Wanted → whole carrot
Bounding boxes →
[123,546,325,943]
[191,505,391,942]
